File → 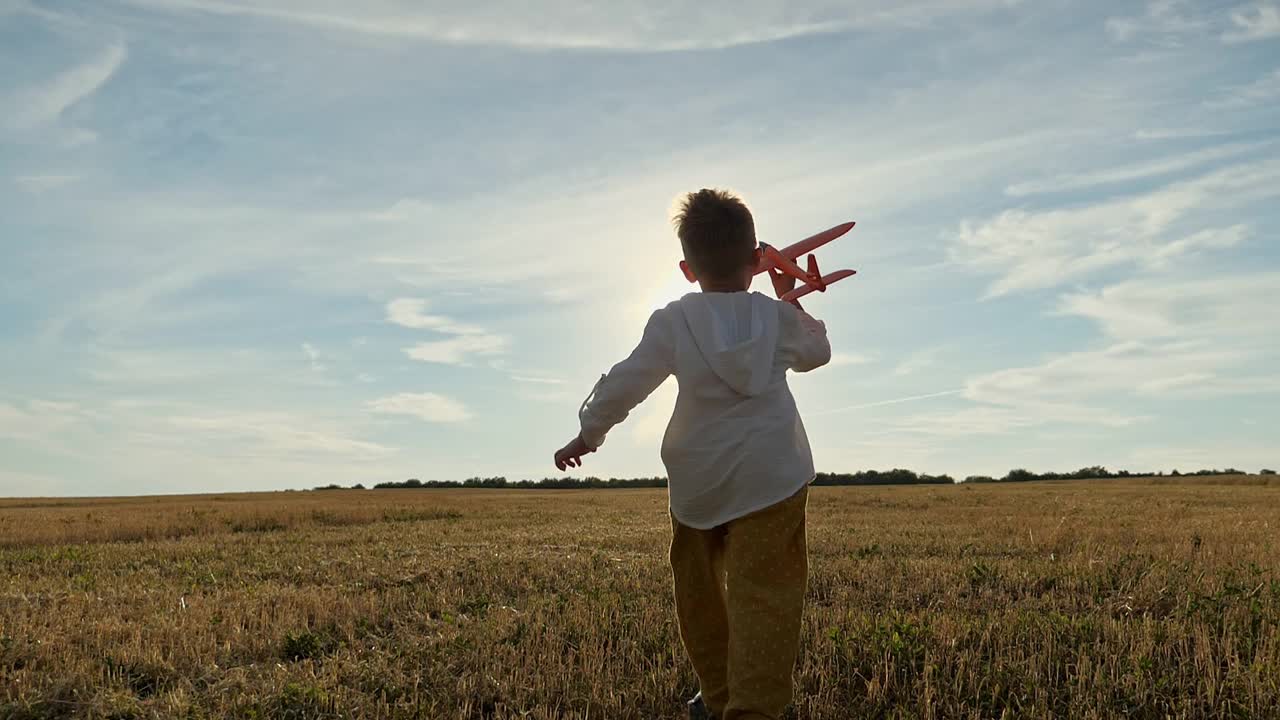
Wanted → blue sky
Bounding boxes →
[2,0,1278,496]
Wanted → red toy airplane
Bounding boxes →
[679,221,857,302]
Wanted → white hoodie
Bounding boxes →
[578,291,831,529]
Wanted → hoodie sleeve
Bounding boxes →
[778,302,831,373]
[578,309,675,449]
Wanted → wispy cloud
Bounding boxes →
[1147,224,1249,267]
[0,399,91,442]
[1133,128,1229,141]
[812,389,963,416]
[405,335,508,365]
[301,342,325,372]
[388,298,508,365]
[7,42,126,130]
[1136,372,1213,394]
[1004,143,1264,197]
[509,375,565,385]
[891,268,1280,439]
[964,341,1236,409]
[385,298,483,335]
[13,174,82,192]
[1105,1,1209,44]
[1206,68,1280,109]
[951,158,1280,297]
[168,411,393,458]
[367,392,471,423]
[121,0,1017,51]
[930,272,1280,435]
[1223,3,1280,42]
[1056,271,1280,341]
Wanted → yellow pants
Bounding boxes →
[669,484,809,720]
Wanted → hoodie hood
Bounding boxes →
[677,292,779,396]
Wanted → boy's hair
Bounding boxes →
[673,188,757,280]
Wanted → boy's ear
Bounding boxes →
[679,260,697,282]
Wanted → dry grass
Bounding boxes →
[2,478,1278,719]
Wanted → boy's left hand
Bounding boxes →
[768,266,797,299]
[769,267,805,310]
[554,435,594,471]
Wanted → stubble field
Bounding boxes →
[2,477,1279,719]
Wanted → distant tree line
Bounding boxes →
[813,469,954,485]
[369,476,668,490]
[962,466,1252,484]
[311,466,1270,491]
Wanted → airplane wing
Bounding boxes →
[756,221,855,272]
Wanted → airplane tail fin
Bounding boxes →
[806,254,820,278]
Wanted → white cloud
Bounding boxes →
[122,0,1017,51]
[1206,68,1280,109]
[301,342,325,372]
[13,174,82,192]
[7,42,126,130]
[367,392,471,423]
[1136,372,1213,394]
[1105,1,1209,44]
[1134,128,1229,140]
[404,334,508,365]
[1056,271,1280,342]
[1004,143,1265,197]
[1223,3,1280,42]
[951,158,1280,296]
[387,299,508,365]
[168,411,393,458]
[1148,224,1249,266]
[385,298,484,335]
[510,375,566,385]
[891,271,1280,438]
[911,272,1280,436]
[965,341,1239,408]
[387,297,508,364]
[0,399,89,441]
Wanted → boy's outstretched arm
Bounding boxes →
[553,310,674,471]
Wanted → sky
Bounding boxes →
[1,0,1278,497]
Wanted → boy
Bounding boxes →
[553,188,831,720]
